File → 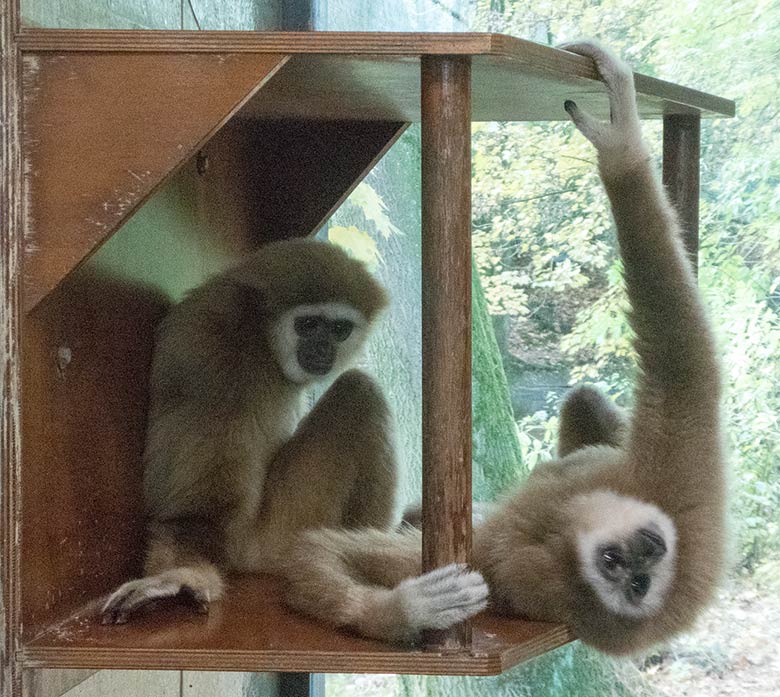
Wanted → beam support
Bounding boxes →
[662,113,701,270]
[420,55,473,652]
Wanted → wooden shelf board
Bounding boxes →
[21,575,574,676]
[18,29,735,120]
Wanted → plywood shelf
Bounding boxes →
[19,29,735,121]
[21,575,574,676]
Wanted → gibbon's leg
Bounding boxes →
[560,41,722,511]
[557,385,628,457]
[101,519,224,623]
[282,527,488,643]
[252,369,398,566]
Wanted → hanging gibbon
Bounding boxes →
[279,41,727,656]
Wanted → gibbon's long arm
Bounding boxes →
[561,42,723,515]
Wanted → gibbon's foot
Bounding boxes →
[100,569,216,624]
[558,40,649,177]
[394,564,489,634]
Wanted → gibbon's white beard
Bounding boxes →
[270,302,369,385]
[570,490,677,618]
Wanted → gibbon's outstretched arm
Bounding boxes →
[562,42,723,513]
[283,42,726,656]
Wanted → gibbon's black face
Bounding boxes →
[294,314,355,375]
[271,301,369,384]
[596,526,667,607]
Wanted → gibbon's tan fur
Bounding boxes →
[282,42,726,655]
[102,239,395,623]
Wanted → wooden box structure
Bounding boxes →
[1,4,734,693]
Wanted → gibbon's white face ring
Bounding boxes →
[271,302,369,384]
[570,490,677,618]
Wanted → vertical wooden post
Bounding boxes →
[420,55,473,652]
[1,0,22,695]
[663,114,701,270]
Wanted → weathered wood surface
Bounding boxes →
[16,30,735,120]
[2,0,22,694]
[20,51,287,312]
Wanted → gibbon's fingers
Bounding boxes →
[100,568,217,624]
[564,99,605,146]
[558,41,637,127]
[560,41,647,176]
[393,564,489,634]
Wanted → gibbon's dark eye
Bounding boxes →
[631,574,651,598]
[331,319,354,342]
[294,316,322,338]
[637,527,667,559]
[601,548,625,571]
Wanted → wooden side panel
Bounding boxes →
[20,272,169,636]
[420,56,473,652]
[1,0,23,694]
[21,51,288,311]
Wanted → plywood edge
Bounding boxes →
[19,575,573,677]
[20,625,573,677]
[1,0,23,694]
[16,29,499,54]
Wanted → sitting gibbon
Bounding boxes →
[102,239,396,623]
[280,41,727,656]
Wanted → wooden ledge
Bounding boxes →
[18,29,734,118]
[21,575,574,676]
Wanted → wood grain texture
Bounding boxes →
[1,0,22,695]
[20,576,574,676]
[15,30,735,118]
[663,114,701,269]
[420,55,473,652]
[20,272,169,637]
[21,51,288,312]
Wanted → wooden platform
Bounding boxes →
[21,576,574,676]
[2,26,734,690]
